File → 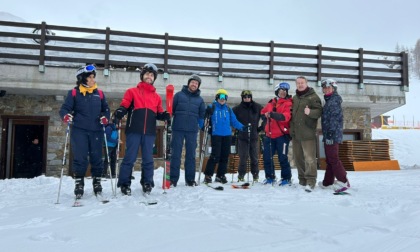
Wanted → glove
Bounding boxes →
[63,114,73,123]
[205,106,213,117]
[100,116,108,125]
[161,111,171,121]
[241,125,250,132]
[325,131,334,145]
[114,107,127,120]
[257,125,264,132]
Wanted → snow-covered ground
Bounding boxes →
[1,129,419,252]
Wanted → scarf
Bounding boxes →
[79,83,98,96]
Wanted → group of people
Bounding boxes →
[59,62,350,199]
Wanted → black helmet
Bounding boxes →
[76,65,96,85]
[140,63,158,83]
[188,74,201,87]
[241,90,252,100]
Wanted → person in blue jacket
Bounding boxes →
[170,74,206,187]
[102,118,119,178]
[59,64,110,199]
[203,89,247,184]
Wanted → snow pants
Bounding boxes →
[170,130,199,184]
[262,135,291,180]
[71,127,104,177]
[322,143,347,186]
[117,132,155,187]
[204,135,231,177]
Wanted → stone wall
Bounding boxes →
[0,94,372,178]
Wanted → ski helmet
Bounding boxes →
[188,74,201,88]
[140,63,158,83]
[321,79,338,88]
[241,90,252,100]
[76,64,96,85]
[274,82,290,97]
[215,89,228,100]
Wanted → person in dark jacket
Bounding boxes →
[290,76,322,192]
[170,75,206,187]
[26,137,43,177]
[113,63,170,195]
[318,79,350,193]
[102,119,119,178]
[59,64,110,198]
[232,90,263,182]
[261,83,293,185]
[203,89,246,184]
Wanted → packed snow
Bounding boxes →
[0,129,419,252]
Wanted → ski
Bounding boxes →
[95,193,110,204]
[204,183,224,191]
[140,192,158,205]
[162,84,175,192]
[72,197,83,207]
[231,183,250,189]
[333,191,350,195]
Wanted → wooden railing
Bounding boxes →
[0,20,409,88]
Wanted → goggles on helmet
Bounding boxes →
[143,63,158,73]
[76,65,96,76]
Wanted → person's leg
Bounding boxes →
[301,139,318,188]
[118,133,141,187]
[293,138,306,186]
[184,131,198,183]
[169,130,184,184]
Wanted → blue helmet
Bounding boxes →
[275,82,290,97]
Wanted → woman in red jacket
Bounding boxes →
[261,82,293,185]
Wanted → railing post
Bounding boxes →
[218,37,223,82]
[163,33,169,79]
[104,27,110,76]
[316,44,322,86]
[38,21,47,73]
[401,51,409,91]
[358,48,364,89]
[269,41,274,85]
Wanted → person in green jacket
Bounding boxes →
[290,76,322,192]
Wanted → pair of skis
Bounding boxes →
[162,84,174,192]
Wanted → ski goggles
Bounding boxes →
[218,94,228,100]
[242,95,252,99]
[76,65,96,76]
[143,63,158,72]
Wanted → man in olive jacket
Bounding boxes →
[290,76,322,191]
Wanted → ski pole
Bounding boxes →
[247,123,251,183]
[197,117,210,185]
[268,118,274,186]
[114,120,121,197]
[162,119,169,193]
[55,122,71,204]
[103,125,116,197]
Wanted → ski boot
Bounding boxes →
[121,185,132,196]
[215,175,228,184]
[142,183,152,195]
[92,177,102,195]
[279,179,292,186]
[237,175,245,182]
[186,180,197,187]
[74,176,84,199]
[204,175,212,184]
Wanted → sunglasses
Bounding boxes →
[242,95,252,98]
[76,64,96,76]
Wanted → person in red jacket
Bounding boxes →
[114,63,170,195]
[261,82,293,185]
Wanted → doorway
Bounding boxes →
[0,116,49,179]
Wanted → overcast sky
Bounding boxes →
[1,0,419,52]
